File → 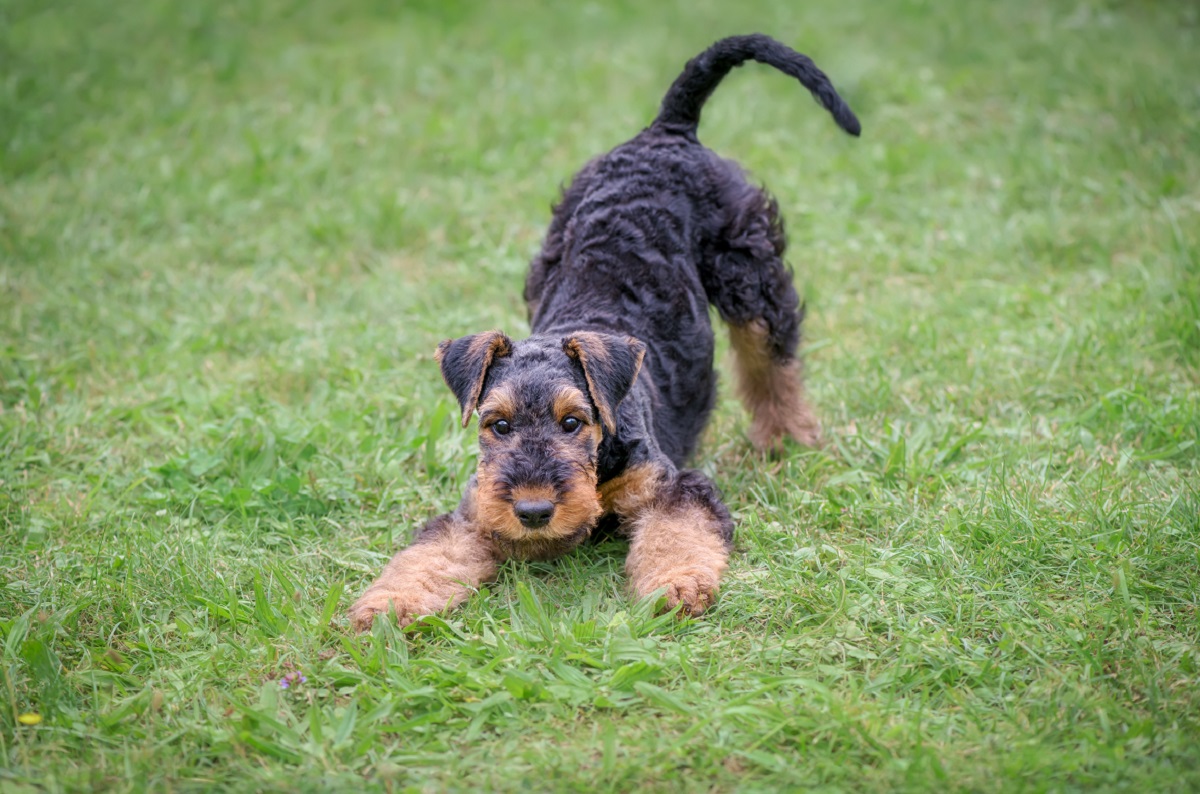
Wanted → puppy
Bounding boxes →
[350,34,859,630]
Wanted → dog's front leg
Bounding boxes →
[349,482,501,631]
[624,470,734,617]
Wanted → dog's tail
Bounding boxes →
[653,34,860,137]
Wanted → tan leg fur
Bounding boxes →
[728,319,822,450]
[625,503,730,617]
[348,516,499,631]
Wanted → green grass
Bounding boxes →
[3,0,1199,790]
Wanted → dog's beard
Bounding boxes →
[475,464,602,561]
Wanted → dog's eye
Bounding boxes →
[492,419,512,436]
[560,417,581,433]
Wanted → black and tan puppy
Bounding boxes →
[350,34,859,630]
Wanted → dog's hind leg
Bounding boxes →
[702,183,822,450]
[728,318,821,450]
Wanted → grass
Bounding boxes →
[2,0,1198,790]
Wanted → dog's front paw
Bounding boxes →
[348,589,429,632]
[636,567,720,617]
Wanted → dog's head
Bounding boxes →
[435,330,644,558]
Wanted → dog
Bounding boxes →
[350,34,859,631]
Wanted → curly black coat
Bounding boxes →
[523,33,860,472]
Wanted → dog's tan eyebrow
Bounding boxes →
[477,384,518,419]
[551,387,592,421]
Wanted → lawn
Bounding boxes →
[2,0,1199,790]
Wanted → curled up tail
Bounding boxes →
[653,34,861,137]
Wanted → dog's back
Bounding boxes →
[525,34,859,461]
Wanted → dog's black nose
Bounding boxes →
[513,500,555,529]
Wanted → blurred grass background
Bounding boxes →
[2,0,1198,791]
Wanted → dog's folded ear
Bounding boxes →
[562,332,646,434]
[435,330,514,427]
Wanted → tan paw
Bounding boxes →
[749,413,822,452]
[348,590,426,632]
[637,568,720,617]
